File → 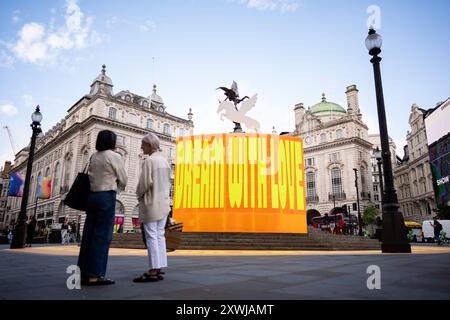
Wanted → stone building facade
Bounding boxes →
[394,104,437,223]
[6,65,194,232]
[293,85,374,217]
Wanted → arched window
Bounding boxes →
[45,167,51,177]
[63,157,72,188]
[163,123,170,135]
[320,133,327,143]
[331,167,343,197]
[360,166,366,190]
[146,119,153,129]
[306,172,316,200]
[336,129,343,139]
[108,107,117,119]
[53,162,61,196]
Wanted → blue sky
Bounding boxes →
[1,0,449,168]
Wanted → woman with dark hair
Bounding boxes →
[78,130,127,286]
[25,216,37,247]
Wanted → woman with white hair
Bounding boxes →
[133,133,171,282]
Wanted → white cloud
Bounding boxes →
[233,0,299,12]
[8,0,99,65]
[105,16,118,29]
[12,10,21,23]
[0,104,18,116]
[139,20,156,32]
[0,51,14,68]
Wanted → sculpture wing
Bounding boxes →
[238,94,257,115]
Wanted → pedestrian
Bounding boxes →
[133,133,171,283]
[70,220,77,243]
[61,217,70,245]
[430,217,443,245]
[7,230,13,244]
[25,216,37,247]
[77,130,127,286]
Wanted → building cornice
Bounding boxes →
[82,94,193,126]
[12,115,177,171]
[303,137,373,153]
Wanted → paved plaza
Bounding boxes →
[1,244,449,300]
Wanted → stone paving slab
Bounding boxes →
[1,244,450,300]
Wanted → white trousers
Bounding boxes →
[143,216,168,269]
[61,229,68,245]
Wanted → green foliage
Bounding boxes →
[363,204,379,226]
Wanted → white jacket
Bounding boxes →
[136,151,171,223]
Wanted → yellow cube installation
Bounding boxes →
[173,133,307,233]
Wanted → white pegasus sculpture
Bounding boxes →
[217,94,260,133]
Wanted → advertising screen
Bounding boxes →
[425,99,450,207]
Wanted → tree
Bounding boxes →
[363,204,379,235]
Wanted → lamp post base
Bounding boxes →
[381,242,411,253]
[10,222,27,249]
[381,209,411,253]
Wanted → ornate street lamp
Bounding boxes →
[365,28,411,253]
[10,106,43,249]
[353,168,363,236]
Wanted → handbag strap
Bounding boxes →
[83,155,93,173]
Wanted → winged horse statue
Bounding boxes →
[217,94,260,133]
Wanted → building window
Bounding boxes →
[116,135,125,145]
[178,128,185,137]
[63,158,72,187]
[331,167,343,196]
[360,166,366,191]
[146,119,153,129]
[336,129,343,139]
[108,107,117,119]
[306,172,316,199]
[306,158,315,166]
[373,184,378,192]
[53,163,61,195]
[163,123,170,135]
[320,133,327,143]
[374,194,379,201]
[329,152,340,162]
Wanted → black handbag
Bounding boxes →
[63,159,91,211]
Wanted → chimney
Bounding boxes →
[2,161,12,178]
[345,85,360,114]
[294,102,305,128]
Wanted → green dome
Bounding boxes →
[310,93,346,114]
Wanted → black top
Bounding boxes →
[434,221,443,232]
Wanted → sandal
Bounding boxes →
[84,277,115,286]
[133,273,159,283]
